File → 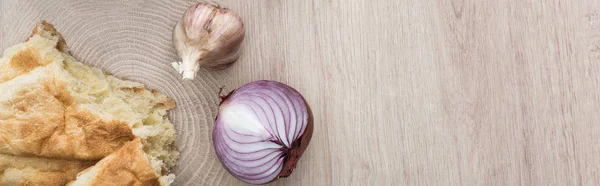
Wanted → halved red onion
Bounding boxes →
[213,80,313,184]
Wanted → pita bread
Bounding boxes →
[0,21,178,186]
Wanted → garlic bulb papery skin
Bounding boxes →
[172,2,245,80]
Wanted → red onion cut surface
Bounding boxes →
[213,80,313,184]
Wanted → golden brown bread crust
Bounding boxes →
[9,50,47,75]
[0,45,53,83]
[68,139,161,186]
[0,21,66,83]
[0,64,135,160]
[0,21,67,83]
[0,154,93,186]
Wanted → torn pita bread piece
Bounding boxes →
[68,138,173,186]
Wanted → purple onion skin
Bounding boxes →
[213,80,313,184]
[278,100,313,178]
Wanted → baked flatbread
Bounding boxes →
[0,21,178,186]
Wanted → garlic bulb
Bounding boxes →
[172,2,245,80]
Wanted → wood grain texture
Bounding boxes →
[1,0,600,185]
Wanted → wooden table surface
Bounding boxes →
[2,0,600,185]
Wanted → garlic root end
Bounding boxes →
[182,71,196,80]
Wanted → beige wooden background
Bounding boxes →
[2,0,600,185]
